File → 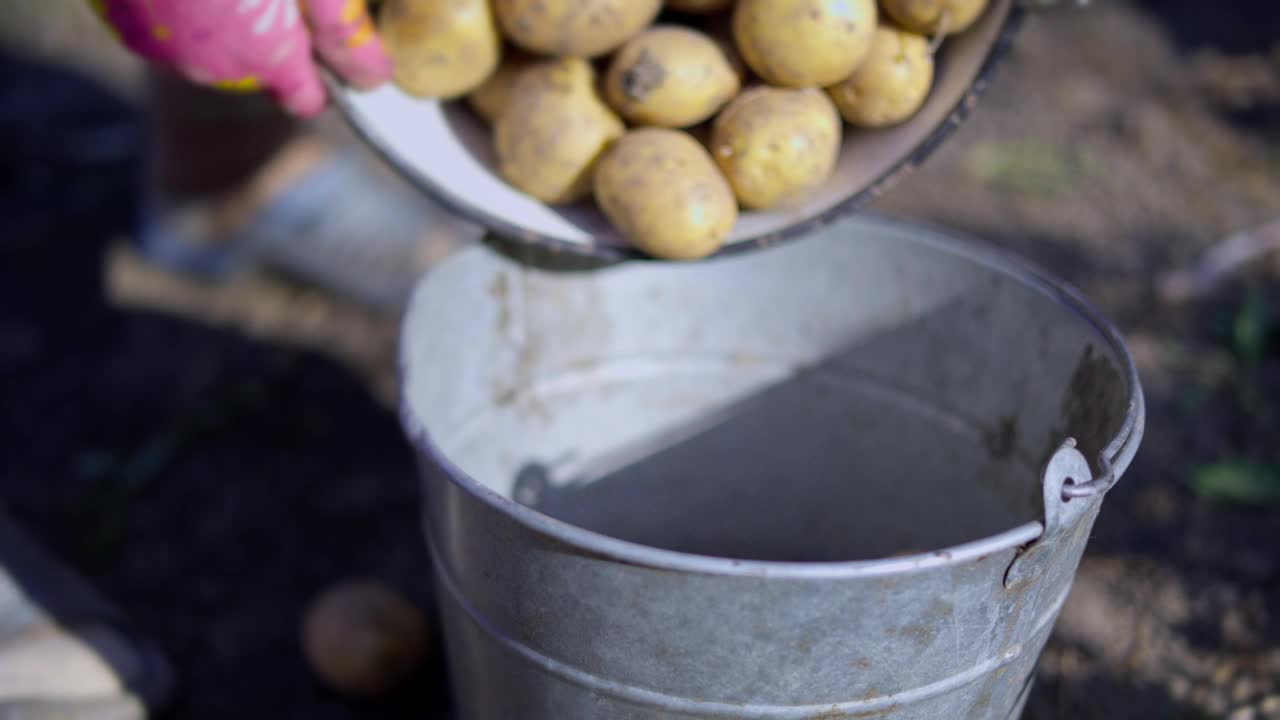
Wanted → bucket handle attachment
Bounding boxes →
[1059,398,1139,500]
[1003,391,1141,589]
[1003,438,1100,590]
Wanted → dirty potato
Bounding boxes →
[379,0,501,99]
[880,0,988,36]
[594,128,738,260]
[827,25,934,127]
[495,58,626,204]
[710,86,842,210]
[604,26,741,128]
[467,48,536,124]
[494,0,663,58]
[666,0,734,13]
[732,0,877,88]
[302,580,428,698]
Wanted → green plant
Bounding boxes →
[1188,459,1280,506]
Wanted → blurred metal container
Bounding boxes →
[399,214,1143,719]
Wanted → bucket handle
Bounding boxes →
[1002,390,1141,589]
[1003,437,1105,590]
[1059,398,1140,501]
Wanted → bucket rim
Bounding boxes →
[398,213,1145,579]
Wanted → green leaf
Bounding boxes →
[1232,289,1271,365]
[1189,461,1280,505]
[965,141,1088,197]
[119,433,180,492]
[75,451,118,480]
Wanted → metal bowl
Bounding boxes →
[332,0,1023,260]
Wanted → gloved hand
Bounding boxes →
[90,0,392,117]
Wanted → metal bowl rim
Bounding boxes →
[331,5,1026,262]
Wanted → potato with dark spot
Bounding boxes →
[827,25,934,128]
[380,0,501,99]
[732,0,877,88]
[495,58,626,204]
[880,0,988,36]
[710,86,842,209]
[666,0,734,13]
[604,26,741,128]
[594,128,738,260]
[467,48,536,124]
[494,0,663,58]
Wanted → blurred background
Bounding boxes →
[1,1,1278,719]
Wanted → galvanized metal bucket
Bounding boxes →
[399,215,1144,720]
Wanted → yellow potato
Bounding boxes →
[594,128,738,260]
[467,48,536,124]
[826,25,934,128]
[379,0,501,99]
[495,58,626,204]
[880,0,988,35]
[494,0,663,58]
[710,86,842,210]
[666,0,734,13]
[732,0,878,88]
[604,26,741,128]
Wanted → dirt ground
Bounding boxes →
[2,2,1280,719]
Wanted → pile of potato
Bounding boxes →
[378,0,989,259]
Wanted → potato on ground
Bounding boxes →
[732,0,878,88]
[880,0,988,36]
[379,0,501,99]
[467,48,536,124]
[494,0,663,58]
[710,86,842,210]
[302,580,428,698]
[827,25,934,128]
[495,58,625,204]
[594,128,738,260]
[604,26,741,128]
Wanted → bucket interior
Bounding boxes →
[403,219,1132,562]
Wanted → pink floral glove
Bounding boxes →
[90,0,393,117]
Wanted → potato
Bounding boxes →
[302,580,428,698]
[495,58,626,204]
[880,0,988,36]
[594,128,738,260]
[710,86,842,210]
[826,25,934,128]
[467,48,536,124]
[494,0,663,58]
[379,0,501,99]
[666,0,734,13]
[732,0,877,88]
[604,26,741,128]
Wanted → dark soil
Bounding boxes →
[3,2,1280,719]
[0,141,449,720]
